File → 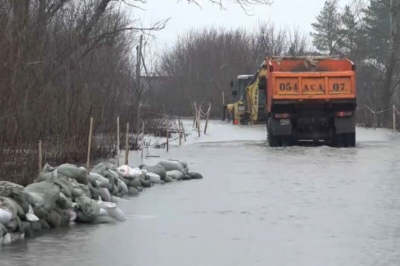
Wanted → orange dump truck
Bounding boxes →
[265,56,356,147]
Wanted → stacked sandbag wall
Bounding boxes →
[0,159,202,245]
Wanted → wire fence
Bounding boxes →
[356,105,400,131]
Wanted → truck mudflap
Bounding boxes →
[334,116,355,134]
[270,118,292,136]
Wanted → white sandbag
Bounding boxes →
[108,207,126,222]
[98,188,111,202]
[25,205,39,222]
[99,208,109,217]
[167,170,185,180]
[146,172,161,181]
[117,165,142,179]
[98,201,126,222]
[2,233,11,245]
[0,207,12,225]
[66,209,77,222]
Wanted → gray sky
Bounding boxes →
[131,0,349,53]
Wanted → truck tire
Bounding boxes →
[331,133,356,148]
[267,118,279,147]
[346,132,356,147]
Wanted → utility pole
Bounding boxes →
[136,35,143,148]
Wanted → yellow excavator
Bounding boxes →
[223,61,267,125]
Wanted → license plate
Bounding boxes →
[238,106,245,111]
[280,119,291,126]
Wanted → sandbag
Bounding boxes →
[89,173,110,189]
[140,165,167,180]
[56,193,72,210]
[99,208,108,217]
[57,164,89,185]
[118,179,129,195]
[145,172,161,181]
[88,183,99,200]
[92,162,118,177]
[98,188,111,202]
[25,182,60,211]
[36,164,58,182]
[98,201,126,222]
[26,205,39,222]
[2,233,11,245]
[164,176,175,183]
[0,197,25,219]
[52,177,73,198]
[118,176,130,186]
[111,185,119,196]
[75,196,100,223]
[33,206,48,220]
[158,160,187,174]
[66,209,77,222]
[46,209,63,228]
[91,216,116,224]
[139,178,153,188]
[0,181,28,214]
[0,207,12,225]
[189,172,203,180]
[79,184,91,198]
[0,223,7,237]
[39,219,50,230]
[128,178,141,189]
[29,192,45,208]
[5,219,18,232]
[117,165,142,179]
[169,159,189,171]
[111,196,120,204]
[22,221,33,238]
[31,221,42,232]
[128,187,139,196]
[167,170,185,180]
[153,180,166,185]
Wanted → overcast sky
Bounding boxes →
[130,0,349,53]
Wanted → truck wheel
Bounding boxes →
[346,133,356,147]
[267,119,279,147]
[331,133,355,148]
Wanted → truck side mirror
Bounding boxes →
[231,90,237,96]
[230,81,234,88]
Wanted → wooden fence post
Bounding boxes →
[125,122,129,165]
[141,121,145,159]
[87,117,93,169]
[197,109,201,137]
[393,105,396,131]
[181,121,186,142]
[193,102,197,128]
[38,140,42,174]
[204,104,211,134]
[117,117,120,166]
[179,116,182,145]
[166,118,169,152]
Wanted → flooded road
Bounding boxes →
[2,121,400,266]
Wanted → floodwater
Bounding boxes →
[2,121,400,266]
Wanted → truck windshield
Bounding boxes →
[237,78,251,100]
